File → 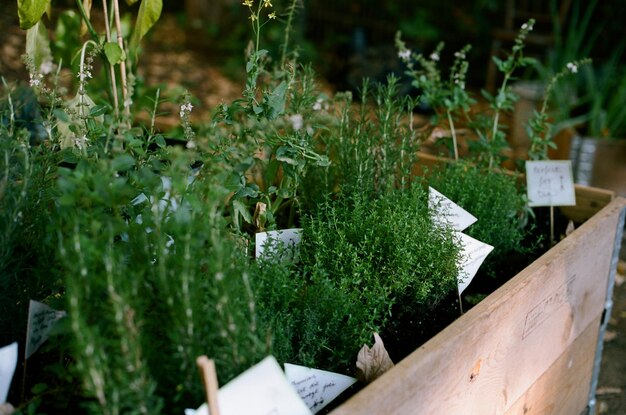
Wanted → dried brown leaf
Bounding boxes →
[615,271,625,288]
[356,333,394,384]
[617,260,626,276]
[565,220,575,237]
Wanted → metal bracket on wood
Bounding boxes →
[586,206,626,415]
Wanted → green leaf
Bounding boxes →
[275,146,298,165]
[103,42,126,65]
[111,154,136,172]
[129,0,162,61]
[233,199,253,224]
[154,134,166,148]
[17,0,51,29]
[265,81,287,119]
[89,105,108,117]
[25,21,53,72]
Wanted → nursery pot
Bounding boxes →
[570,136,626,198]
[331,155,626,414]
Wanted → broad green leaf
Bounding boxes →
[17,0,51,29]
[89,105,109,117]
[233,199,253,224]
[111,154,136,172]
[265,81,287,119]
[25,21,53,73]
[103,42,126,65]
[129,0,162,60]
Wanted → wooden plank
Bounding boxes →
[561,185,615,224]
[505,316,601,415]
[331,197,626,415]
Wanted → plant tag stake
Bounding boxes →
[0,342,18,403]
[284,363,356,414]
[255,229,302,262]
[25,300,67,359]
[428,187,477,232]
[456,232,494,296]
[186,356,312,415]
[526,160,576,246]
[525,160,576,207]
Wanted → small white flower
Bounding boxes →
[74,134,89,150]
[29,73,43,87]
[430,52,440,61]
[39,60,54,75]
[398,49,411,61]
[289,113,303,130]
[186,140,197,149]
[454,51,465,59]
[313,98,323,111]
[521,23,528,30]
[566,62,578,73]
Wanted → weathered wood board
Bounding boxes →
[331,196,626,415]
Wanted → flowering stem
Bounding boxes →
[78,40,97,119]
[101,0,120,120]
[446,110,459,161]
[112,0,130,119]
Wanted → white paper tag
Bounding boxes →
[457,232,494,295]
[525,160,576,207]
[25,300,67,359]
[284,363,356,414]
[428,187,477,232]
[0,342,18,403]
[255,229,302,262]
[188,356,312,415]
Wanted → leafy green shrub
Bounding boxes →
[428,160,534,276]
[293,184,461,371]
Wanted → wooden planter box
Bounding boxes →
[331,165,626,414]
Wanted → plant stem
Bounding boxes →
[446,110,459,161]
[112,0,130,119]
[75,0,99,40]
[280,0,298,68]
[101,0,120,120]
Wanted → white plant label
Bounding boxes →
[255,229,302,262]
[25,300,67,359]
[457,232,494,295]
[187,356,312,415]
[526,160,576,207]
[0,342,18,403]
[284,363,356,414]
[428,187,477,232]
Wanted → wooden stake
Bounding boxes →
[458,291,464,315]
[196,356,221,415]
[550,205,555,247]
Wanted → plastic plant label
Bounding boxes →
[457,232,494,295]
[25,300,67,359]
[284,363,356,414]
[186,356,312,415]
[0,342,18,403]
[255,229,302,262]
[429,187,477,232]
[525,160,576,207]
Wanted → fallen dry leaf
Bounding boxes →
[604,330,618,342]
[356,333,394,384]
[617,260,625,276]
[596,386,623,395]
[565,220,575,237]
[597,400,609,413]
